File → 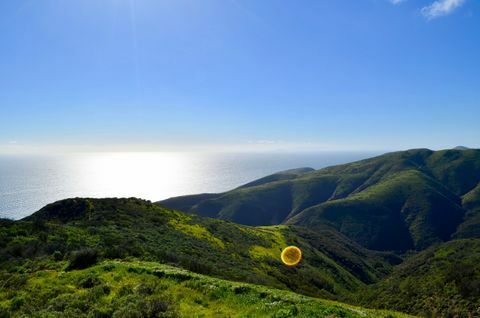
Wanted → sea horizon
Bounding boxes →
[0,150,380,220]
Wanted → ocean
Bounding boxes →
[0,151,380,219]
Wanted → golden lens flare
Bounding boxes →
[281,246,302,266]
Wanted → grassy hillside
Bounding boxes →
[357,239,480,317]
[455,182,480,238]
[160,149,480,251]
[0,198,396,302]
[0,260,413,318]
[4,149,480,316]
[289,169,464,250]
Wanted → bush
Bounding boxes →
[112,303,142,318]
[273,306,299,318]
[1,273,28,290]
[53,250,63,261]
[10,296,25,310]
[136,282,155,295]
[88,307,113,318]
[146,295,177,317]
[78,275,100,288]
[0,305,10,318]
[232,285,250,294]
[67,248,98,270]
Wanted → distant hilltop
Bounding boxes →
[454,146,471,150]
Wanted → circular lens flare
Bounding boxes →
[281,246,302,266]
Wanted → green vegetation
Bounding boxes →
[4,148,480,317]
[0,260,412,318]
[358,239,480,317]
[0,198,399,313]
[455,182,480,238]
[157,148,480,315]
[0,197,409,317]
[161,149,480,252]
[290,169,464,251]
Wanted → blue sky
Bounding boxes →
[1,0,479,153]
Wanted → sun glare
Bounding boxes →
[78,152,191,200]
[281,246,302,266]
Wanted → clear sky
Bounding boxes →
[1,0,479,153]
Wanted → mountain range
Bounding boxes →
[161,148,480,251]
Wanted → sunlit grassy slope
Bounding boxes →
[0,260,414,318]
[0,198,398,304]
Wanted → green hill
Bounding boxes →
[0,198,397,304]
[0,260,412,318]
[357,239,480,317]
[160,149,480,251]
[0,198,414,317]
[455,182,480,238]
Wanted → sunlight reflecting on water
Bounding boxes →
[0,151,379,219]
[77,152,191,200]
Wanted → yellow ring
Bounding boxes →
[281,246,302,266]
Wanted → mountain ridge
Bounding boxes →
[160,148,480,251]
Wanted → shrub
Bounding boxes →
[78,275,100,288]
[67,248,98,270]
[86,285,110,301]
[10,296,25,310]
[232,285,250,294]
[153,270,165,278]
[112,303,142,318]
[104,246,127,259]
[165,272,192,282]
[88,307,112,318]
[1,273,28,290]
[146,295,177,317]
[273,306,299,318]
[32,218,47,232]
[53,250,63,261]
[181,258,213,275]
[118,285,133,297]
[135,282,155,295]
[0,305,10,318]
[102,264,115,272]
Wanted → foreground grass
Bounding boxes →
[0,260,413,318]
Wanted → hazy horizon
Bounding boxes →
[2,143,475,156]
[0,150,380,219]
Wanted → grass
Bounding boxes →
[0,198,392,302]
[168,218,226,249]
[0,260,414,318]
